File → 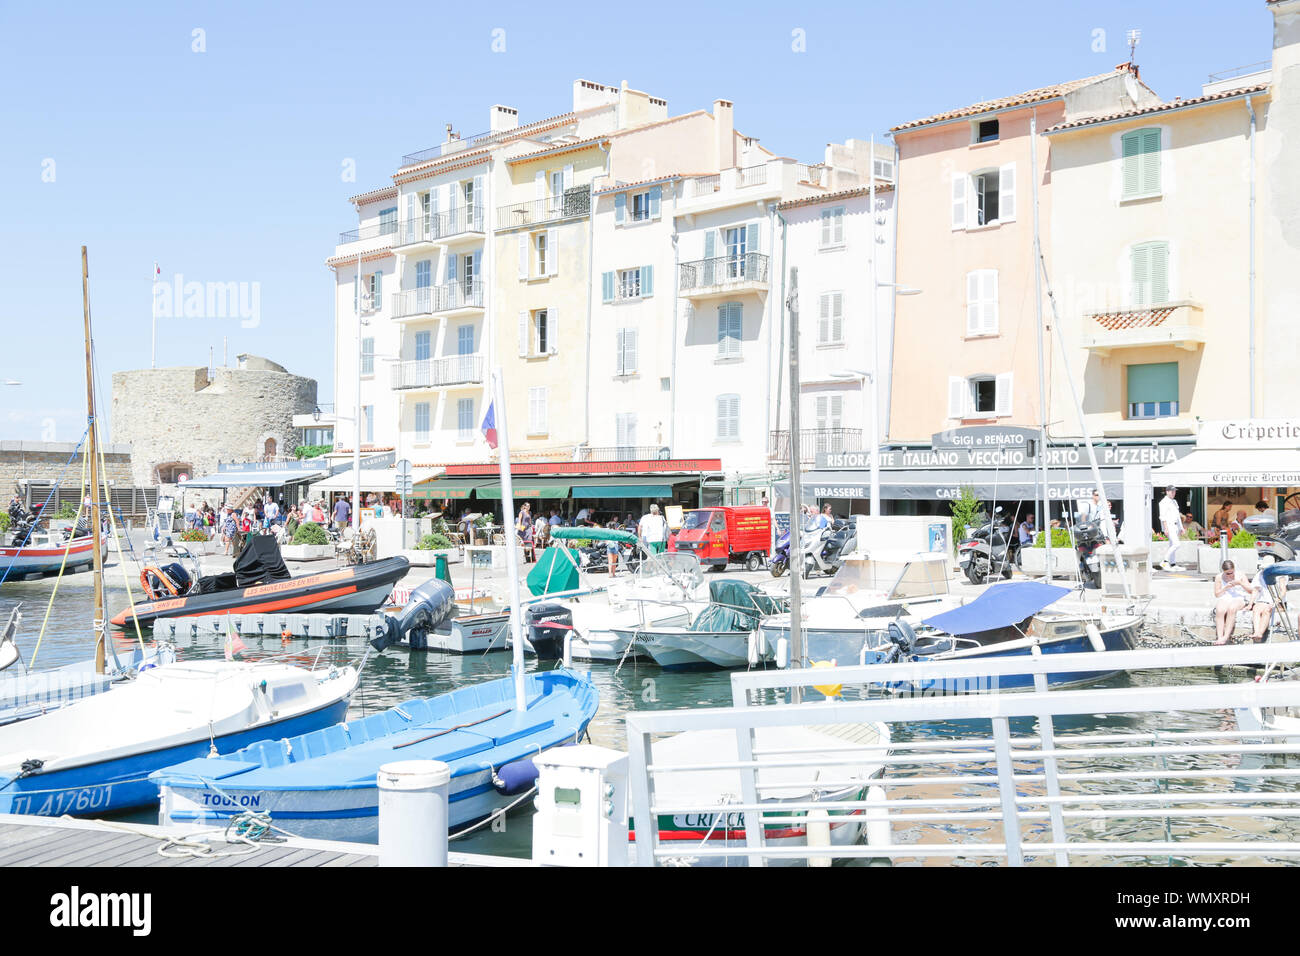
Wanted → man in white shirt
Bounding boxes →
[576,507,591,527]
[1158,486,1184,571]
[638,503,668,554]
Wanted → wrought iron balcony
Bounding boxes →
[392,281,484,320]
[495,186,591,229]
[767,427,863,463]
[678,253,770,298]
[394,206,486,247]
[574,445,672,463]
[391,355,485,390]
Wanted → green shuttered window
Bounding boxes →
[1121,128,1162,199]
[1131,240,1170,306]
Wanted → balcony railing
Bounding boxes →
[737,163,768,187]
[392,281,484,319]
[495,186,591,229]
[395,206,486,246]
[574,445,672,463]
[687,174,720,198]
[400,129,495,168]
[679,253,770,293]
[391,355,485,390]
[767,427,863,463]
[338,220,397,245]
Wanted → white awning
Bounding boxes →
[310,467,440,493]
[1151,449,1300,486]
[180,468,327,489]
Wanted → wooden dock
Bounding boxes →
[0,813,528,866]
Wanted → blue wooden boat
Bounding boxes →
[867,582,1142,693]
[152,667,600,842]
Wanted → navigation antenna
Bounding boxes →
[1127,29,1141,67]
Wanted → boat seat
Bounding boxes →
[910,637,957,658]
[359,713,392,741]
[396,698,433,723]
[244,739,290,768]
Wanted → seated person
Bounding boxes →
[1213,559,1256,646]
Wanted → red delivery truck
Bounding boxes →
[668,506,772,571]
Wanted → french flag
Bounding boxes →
[481,400,498,449]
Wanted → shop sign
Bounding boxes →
[931,425,1039,451]
[1197,420,1300,450]
[817,444,1190,471]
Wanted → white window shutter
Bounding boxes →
[831,395,842,426]
[539,389,549,433]
[627,329,638,374]
[562,164,573,191]
[948,376,966,418]
[816,395,827,427]
[546,228,558,276]
[966,272,981,335]
[615,328,625,374]
[821,211,831,246]
[518,311,528,357]
[819,293,830,342]
[832,293,843,342]
[547,309,557,354]
[441,183,452,213]
[534,171,545,201]
[995,373,1013,417]
[984,270,999,334]
[951,173,968,230]
[999,164,1016,222]
[518,235,528,280]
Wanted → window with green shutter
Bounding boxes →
[1126,362,1179,419]
[1121,128,1162,199]
[1130,240,1170,306]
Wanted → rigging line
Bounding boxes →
[29,438,92,670]
[94,416,146,652]
[0,429,89,589]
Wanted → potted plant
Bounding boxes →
[404,531,461,566]
[281,521,334,561]
[1020,527,1078,576]
[178,527,214,554]
[1197,529,1259,575]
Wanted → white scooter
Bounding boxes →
[800,520,857,578]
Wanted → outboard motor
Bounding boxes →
[372,578,455,652]
[524,602,572,660]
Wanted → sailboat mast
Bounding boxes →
[81,246,105,674]
[1030,112,1052,581]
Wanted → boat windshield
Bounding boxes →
[637,551,704,591]
[821,555,951,600]
[682,509,715,531]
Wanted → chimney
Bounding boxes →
[489,105,518,133]
[713,99,735,170]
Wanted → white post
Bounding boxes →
[151,261,158,369]
[494,368,528,711]
[353,250,363,532]
[377,760,450,867]
[868,137,880,516]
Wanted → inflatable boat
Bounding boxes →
[110,537,409,630]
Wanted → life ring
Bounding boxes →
[140,566,180,601]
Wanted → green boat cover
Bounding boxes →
[549,526,638,543]
[689,580,787,633]
[526,546,581,596]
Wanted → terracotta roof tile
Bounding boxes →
[776,181,894,210]
[347,185,398,205]
[325,248,394,268]
[1045,82,1269,133]
[891,69,1134,132]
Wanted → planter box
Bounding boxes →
[1149,540,1199,567]
[1019,547,1078,576]
[280,544,335,562]
[1197,545,1258,576]
[403,548,463,568]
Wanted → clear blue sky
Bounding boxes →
[0,0,1272,444]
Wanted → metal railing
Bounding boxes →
[338,220,398,245]
[737,163,768,187]
[794,163,826,186]
[400,129,495,167]
[392,280,484,319]
[678,253,769,292]
[626,642,1300,866]
[390,355,485,390]
[767,427,862,462]
[687,175,720,197]
[495,186,591,229]
[574,445,672,462]
[395,206,486,246]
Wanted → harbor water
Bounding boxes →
[4,576,1299,864]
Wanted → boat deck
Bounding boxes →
[0,813,522,867]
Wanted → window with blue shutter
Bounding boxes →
[379,207,397,235]
[649,185,661,218]
[614,193,626,224]
[414,402,430,442]
[457,398,474,441]
[715,394,740,441]
[415,330,431,362]
[602,271,615,303]
[360,337,374,376]
[717,302,742,358]
[415,260,431,288]
[642,264,654,297]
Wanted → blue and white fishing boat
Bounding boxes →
[153,667,599,841]
[0,657,359,817]
[868,581,1141,693]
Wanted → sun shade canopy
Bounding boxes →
[921,581,1069,636]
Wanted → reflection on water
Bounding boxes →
[5,585,1299,864]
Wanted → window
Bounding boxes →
[965,270,999,336]
[528,387,548,435]
[815,395,843,429]
[724,226,747,278]
[457,324,474,355]
[1121,127,1162,199]
[414,402,430,443]
[536,233,547,276]
[615,328,638,375]
[616,413,638,448]
[414,331,431,362]
[948,373,1012,418]
[820,207,845,248]
[415,259,431,288]
[358,270,382,311]
[603,265,653,301]
[534,309,549,354]
[379,207,398,234]
[952,166,1016,229]
[619,268,641,300]
[1130,241,1170,306]
[363,405,374,444]
[1127,362,1178,419]
[715,394,740,441]
[457,398,474,440]
[518,310,555,357]
[717,302,742,358]
[631,191,652,222]
[975,118,999,144]
[818,292,843,344]
[661,377,671,392]
[615,186,660,225]
[360,337,374,376]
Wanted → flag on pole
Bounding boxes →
[481,400,498,449]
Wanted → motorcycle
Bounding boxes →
[957,508,1021,584]
[1248,493,1300,565]
[769,528,791,577]
[1073,520,1104,588]
[802,519,856,578]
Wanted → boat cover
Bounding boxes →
[921,581,1070,636]
[1260,561,1300,585]
[233,536,292,588]
[690,580,786,633]
[526,547,580,596]
[549,527,637,543]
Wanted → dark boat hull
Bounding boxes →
[110,557,409,629]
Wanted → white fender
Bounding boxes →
[865,784,891,851]
[1085,622,1106,653]
[806,807,831,867]
[775,637,790,669]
